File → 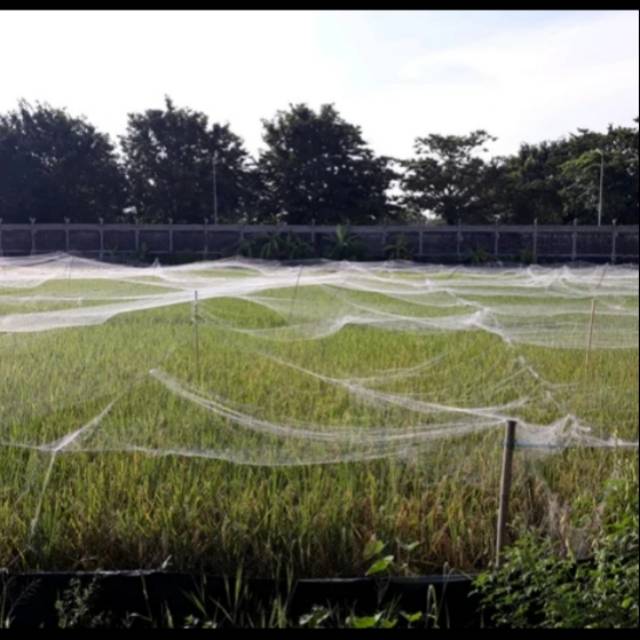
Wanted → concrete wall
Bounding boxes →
[0,221,637,263]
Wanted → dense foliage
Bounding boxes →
[1,99,637,225]
[473,463,639,628]
[256,104,399,225]
[401,130,499,224]
[120,97,255,224]
[0,101,125,223]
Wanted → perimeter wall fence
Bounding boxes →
[0,220,637,263]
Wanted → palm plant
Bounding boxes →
[384,234,411,260]
[282,232,312,260]
[328,224,364,260]
[259,233,285,259]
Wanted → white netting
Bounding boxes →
[2,252,638,555]
[1,253,637,348]
[1,252,637,470]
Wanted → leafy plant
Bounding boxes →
[346,611,398,629]
[182,614,217,629]
[259,233,285,259]
[235,236,257,257]
[298,605,332,628]
[363,534,394,576]
[55,577,110,628]
[519,247,534,264]
[243,232,314,260]
[267,232,313,260]
[0,575,42,629]
[281,232,313,260]
[472,474,639,628]
[328,224,364,260]
[469,246,491,264]
[384,234,412,260]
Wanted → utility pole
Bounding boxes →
[596,149,604,226]
[213,150,219,225]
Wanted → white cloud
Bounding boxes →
[361,11,639,157]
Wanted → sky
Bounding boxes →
[0,10,638,160]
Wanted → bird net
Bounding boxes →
[0,252,637,558]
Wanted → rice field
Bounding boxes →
[0,255,638,576]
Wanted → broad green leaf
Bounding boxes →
[366,555,394,576]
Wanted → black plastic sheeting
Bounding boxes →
[0,570,481,627]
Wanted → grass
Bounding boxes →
[0,263,637,577]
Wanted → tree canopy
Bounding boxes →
[0,100,125,223]
[401,122,639,225]
[0,98,637,226]
[120,97,254,223]
[556,123,639,225]
[400,130,497,224]
[257,103,398,224]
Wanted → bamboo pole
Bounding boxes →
[193,290,200,381]
[496,419,517,568]
[287,265,304,323]
[585,299,597,369]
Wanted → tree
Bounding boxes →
[496,121,639,225]
[558,122,639,224]
[120,97,254,223]
[400,130,497,224]
[495,141,568,224]
[257,103,398,225]
[0,100,125,223]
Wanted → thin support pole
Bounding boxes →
[611,222,617,264]
[193,290,200,381]
[496,419,517,568]
[213,152,219,225]
[287,265,304,323]
[30,219,36,255]
[585,299,597,369]
[597,151,604,226]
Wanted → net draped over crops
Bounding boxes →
[1,252,638,462]
[0,253,638,565]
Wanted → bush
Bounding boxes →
[327,225,365,260]
[472,473,639,628]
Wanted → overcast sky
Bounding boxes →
[1,10,638,159]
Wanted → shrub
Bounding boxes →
[472,474,639,628]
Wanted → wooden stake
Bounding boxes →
[585,299,596,369]
[193,290,200,381]
[496,419,517,568]
[287,265,304,323]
